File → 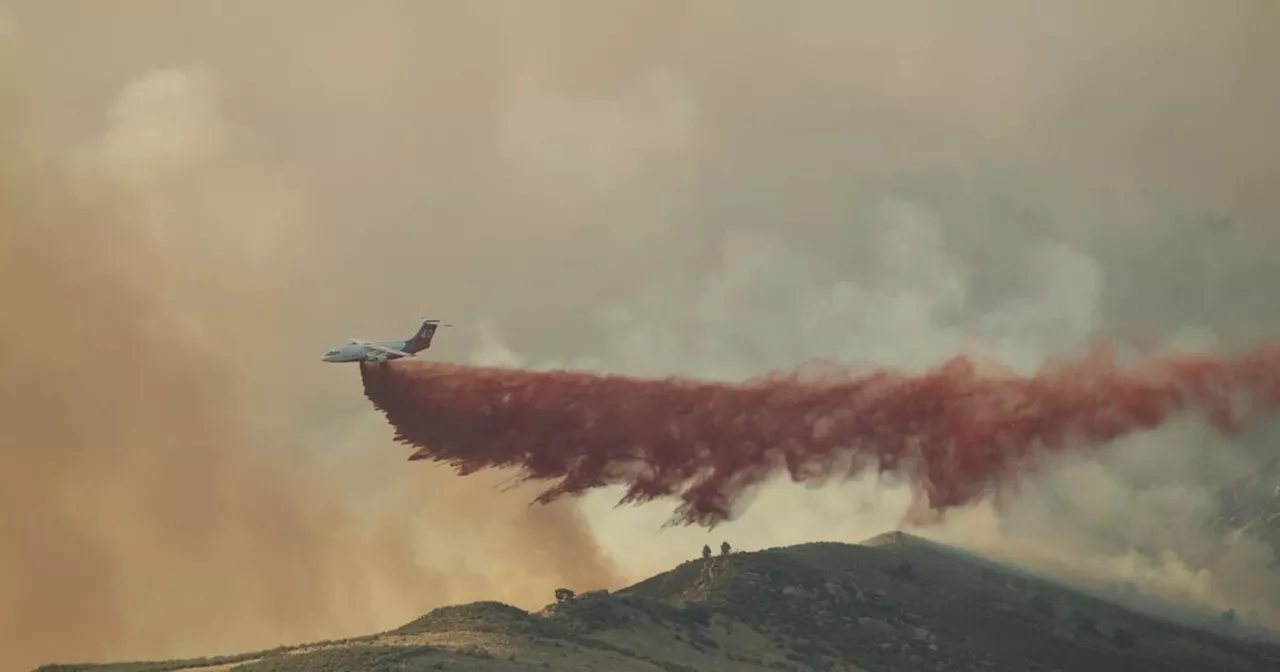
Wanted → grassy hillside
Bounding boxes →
[35,533,1280,672]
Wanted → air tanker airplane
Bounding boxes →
[321,318,450,364]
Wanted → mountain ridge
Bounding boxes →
[35,531,1280,672]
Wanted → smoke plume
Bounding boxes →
[0,35,618,672]
[5,0,1280,667]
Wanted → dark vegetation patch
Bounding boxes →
[394,601,562,638]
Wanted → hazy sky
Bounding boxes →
[2,1,1278,668]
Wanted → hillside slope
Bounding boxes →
[36,533,1280,672]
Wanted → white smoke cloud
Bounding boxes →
[8,2,1280,665]
[472,199,1277,622]
[96,68,228,189]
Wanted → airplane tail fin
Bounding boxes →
[408,318,450,352]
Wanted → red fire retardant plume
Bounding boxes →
[360,345,1280,527]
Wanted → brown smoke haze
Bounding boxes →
[0,4,624,670]
[2,0,1280,668]
[0,71,620,666]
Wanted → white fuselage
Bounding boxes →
[321,341,413,363]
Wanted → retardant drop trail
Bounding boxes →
[359,345,1280,527]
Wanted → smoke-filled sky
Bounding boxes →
[2,1,1279,668]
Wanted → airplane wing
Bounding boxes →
[349,339,416,358]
